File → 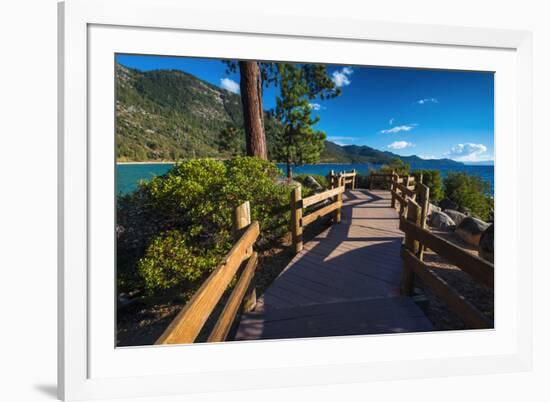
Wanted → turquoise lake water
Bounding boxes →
[117,162,494,196]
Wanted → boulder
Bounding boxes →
[443,209,467,226]
[458,206,471,216]
[427,203,441,217]
[303,175,323,192]
[478,224,494,263]
[439,198,458,211]
[455,217,490,246]
[429,211,456,230]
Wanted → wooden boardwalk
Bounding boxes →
[235,189,433,341]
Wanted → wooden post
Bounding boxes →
[369,171,374,190]
[416,183,430,261]
[352,169,356,190]
[334,175,343,224]
[401,200,422,296]
[329,170,335,189]
[290,185,303,254]
[233,201,252,257]
[391,173,398,209]
[232,201,256,311]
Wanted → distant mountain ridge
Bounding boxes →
[319,143,464,167]
[116,63,464,168]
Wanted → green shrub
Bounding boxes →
[117,157,291,295]
[413,170,444,202]
[444,172,493,220]
[138,230,223,293]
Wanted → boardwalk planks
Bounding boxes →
[235,189,433,341]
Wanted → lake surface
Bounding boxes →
[117,162,494,196]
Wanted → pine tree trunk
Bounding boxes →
[239,61,268,160]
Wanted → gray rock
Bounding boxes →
[458,206,471,216]
[455,217,490,246]
[303,175,323,192]
[443,209,467,226]
[430,211,456,230]
[439,198,458,211]
[478,224,494,263]
[428,203,441,217]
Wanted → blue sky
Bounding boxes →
[116,54,494,162]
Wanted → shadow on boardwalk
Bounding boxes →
[235,189,433,341]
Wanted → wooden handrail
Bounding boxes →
[155,218,260,345]
[302,186,344,208]
[302,200,342,226]
[392,174,493,328]
[329,170,356,190]
[207,251,258,342]
[399,217,494,288]
[395,182,416,198]
[401,247,492,328]
[291,176,345,254]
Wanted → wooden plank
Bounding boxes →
[302,186,344,208]
[302,200,342,227]
[401,247,492,329]
[391,190,407,206]
[232,201,252,257]
[399,217,494,288]
[415,184,430,260]
[401,200,421,296]
[207,252,258,342]
[290,185,303,254]
[395,182,416,197]
[155,221,260,345]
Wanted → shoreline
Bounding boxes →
[117,161,359,166]
[117,161,176,165]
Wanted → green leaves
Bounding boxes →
[444,172,493,220]
[117,157,291,296]
[414,170,444,201]
[272,63,340,176]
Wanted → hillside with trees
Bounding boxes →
[116,63,464,168]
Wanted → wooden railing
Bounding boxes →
[155,201,260,345]
[368,171,417,190]
[290,176,345,254]
[390,174,494,328]
[329,169,356,190]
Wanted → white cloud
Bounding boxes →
[380,124,415,134]
[444,143,489,161]
[220,78,240,94]
[331,67,353,87]
[327,136,355,145]
[387,141,414,150]
[416,97,439,105]
[308,103,323,111]
[389,117,395,125]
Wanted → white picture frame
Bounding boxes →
[58,0,533,400]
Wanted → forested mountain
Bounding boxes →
[116,63,463,167]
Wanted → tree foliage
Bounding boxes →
[272,63,340,178]
[117,157,291,295]
[413,169,444,201]
[444,172,493,220]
